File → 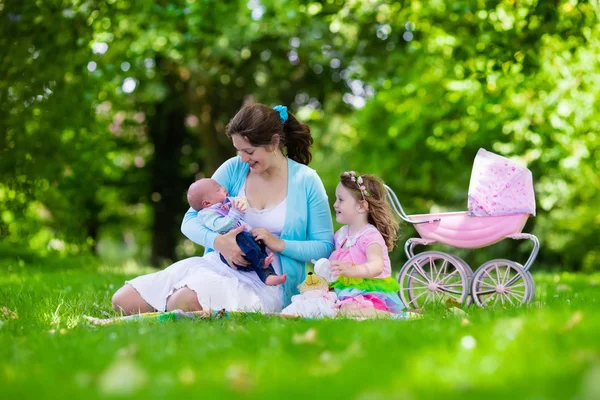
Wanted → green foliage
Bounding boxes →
[0,0,598,270]
[314,0,600,271]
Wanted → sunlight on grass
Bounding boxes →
[1,257,600,399]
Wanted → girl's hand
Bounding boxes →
[250,228,285,253]
[214,226,249,267]
[330,260,356,278]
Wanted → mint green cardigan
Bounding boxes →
[181,156,334,307]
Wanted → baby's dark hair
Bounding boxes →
[225,103,314,165]
[339,172,400,251]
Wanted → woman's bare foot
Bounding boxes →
[265,273,287,286]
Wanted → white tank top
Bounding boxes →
[238,186,287,275]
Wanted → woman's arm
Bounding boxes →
[331,243,385,279]
[180,157,249,266]
[280,171,334,262]
[181,208,219,249]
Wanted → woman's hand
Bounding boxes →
[214,226,249,268]
[330,260,357,278]
[250,228,285,253]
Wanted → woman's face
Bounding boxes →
[333,183,362,225]
[232,135,274,173]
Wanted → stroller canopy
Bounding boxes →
[468,148,536,217]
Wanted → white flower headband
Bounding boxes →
[343,171,370,200]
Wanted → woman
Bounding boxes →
[111,104,334,314]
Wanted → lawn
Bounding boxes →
[1,253,599,400]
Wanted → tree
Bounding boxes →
[318,0,600,270]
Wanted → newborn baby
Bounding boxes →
[187,178,287,286]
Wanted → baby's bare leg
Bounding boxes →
[263,254,287,285]
[265,274,287,285]
[263,253,274,268]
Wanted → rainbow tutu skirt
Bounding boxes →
[331,276,405,314]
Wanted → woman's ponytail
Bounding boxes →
[282,111,313,165]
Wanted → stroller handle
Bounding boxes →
[384,185,441,225]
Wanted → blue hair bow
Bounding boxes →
[273,105,288,123]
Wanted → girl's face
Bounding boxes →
[333,183,365,225]
[232,135,274,174]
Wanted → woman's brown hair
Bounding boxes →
[339,172,400,251]
[225,103,313,165]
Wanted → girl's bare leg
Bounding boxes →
[338,305,393,319]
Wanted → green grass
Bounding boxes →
[1,254,600,400]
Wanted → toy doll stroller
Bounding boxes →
[386,148,540,308]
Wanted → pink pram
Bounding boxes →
[387,149,540,308]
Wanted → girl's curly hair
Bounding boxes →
[339,172,400,251]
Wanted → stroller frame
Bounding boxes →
[385,185,540,308]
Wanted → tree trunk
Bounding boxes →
[85,197,100,254]
[147,68,188,267]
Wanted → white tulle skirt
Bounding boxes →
[125,252,283,313]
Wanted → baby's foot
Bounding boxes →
[265,274,287,286]
[263,253,275,267]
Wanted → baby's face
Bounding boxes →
[189,179,228,209]
[200,180,228,207]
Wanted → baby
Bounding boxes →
[187,178,287,286]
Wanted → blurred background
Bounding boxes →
[1,0,598,272]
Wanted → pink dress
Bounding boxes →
[329,224,404,313]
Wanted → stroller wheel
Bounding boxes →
[447,254,473,307]
[398,251,470,309]
[514,262,536,303]
[525,271,536,302]
[471,259,533,307]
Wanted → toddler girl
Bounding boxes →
[327,171,404,316]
